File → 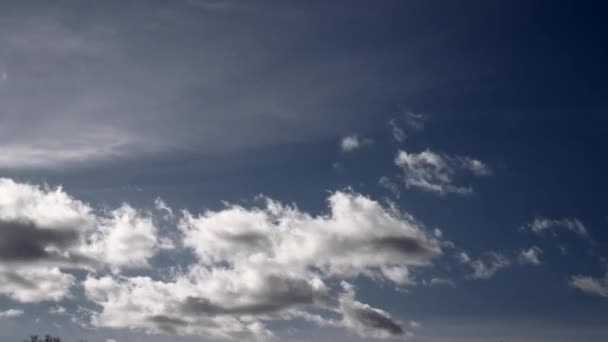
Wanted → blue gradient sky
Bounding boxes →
[0,1,606,341]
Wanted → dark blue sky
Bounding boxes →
[0,1,606,341]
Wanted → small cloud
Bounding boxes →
[570,273,608,298]
[459,251,511,280]
[0,308,24,319]
[332,162,344,173]
[518,246,543,265]
[381,266,415,286]
[49,306,67,315]
[403,111,426,130]
[340,135,373,152]
[520,217,589,239]
[389,119,407,143]
[433,228,443,238]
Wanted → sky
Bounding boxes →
[0,1,607,341]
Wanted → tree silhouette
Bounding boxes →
[23,335,61,342]
[23,334,89,342]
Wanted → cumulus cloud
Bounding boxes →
[0,178,161,302]
[520,217,589,239]
[0,308,24,319]
[569,273,608,298]
[394,149,490,196]
[0,178,95,231]
[0,177,459,339]
[340,135,373,152]
[85,269,319,339]
[0,267,76,302]
[180,191,442,278]
[518,246,543,265]
[85,205,159,271]
[83,191,444,339]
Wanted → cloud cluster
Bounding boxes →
[84,191,443,339]
[0,177,447,339]
[394,149,490,195]
[4,175,567,339]
[0,178,160,302]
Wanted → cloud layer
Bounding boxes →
[85,191,443,339]
[0,176,593,340]
[0,178,447,339]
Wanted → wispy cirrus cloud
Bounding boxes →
[389,110,427,143]
[458,251,511,280]
[520,217,589,239]
[394,149,490,196]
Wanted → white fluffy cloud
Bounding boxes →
[0,178,95,231]
[83,191,444,339]
[85,205,159,271]
[570,273,608,298]
[180,191,442,278]
[0,266,76,302]
[0,178,438,339]
[0,178,160,302]
[2,177,516,339]
[394,149,490,196]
